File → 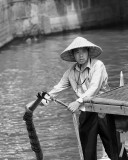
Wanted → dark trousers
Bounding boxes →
[79,111,128,160]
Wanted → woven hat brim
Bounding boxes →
[61,46,102,62]
[60,37,103,62]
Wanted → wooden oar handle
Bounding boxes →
[54,99,68,107]
[26,91,48,112]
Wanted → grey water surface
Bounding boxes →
[0,27,128,160]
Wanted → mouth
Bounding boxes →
[79,59,87,64]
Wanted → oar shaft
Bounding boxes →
[72,113,84,160]
[28,97,42,112]
[26,92,48,112]
[54,99,68,108]
[53,98,84,160]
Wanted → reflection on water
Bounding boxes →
[0,27,128,159]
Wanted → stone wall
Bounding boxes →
[1,0,128,42]
[0,0,13,48]
[11,0,42,37]
[118,0,128,22]
[10,0,123,37]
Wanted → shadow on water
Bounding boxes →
[0,26,128,159]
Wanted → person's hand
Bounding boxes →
[40,93,51,106]
[83,96,92,102]
[41,99,49,106]
[68,101,80,113]
[44,93,51,101]
[98,113,106,118]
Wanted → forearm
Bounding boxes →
[48,85,69,97]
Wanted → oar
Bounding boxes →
[52,98,84,160]
[25,91,84,160]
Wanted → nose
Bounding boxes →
[79,52,84,57]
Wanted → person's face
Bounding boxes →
[74,48,89,64]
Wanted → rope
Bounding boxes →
[23,111,43,160]
[23,92,46,160]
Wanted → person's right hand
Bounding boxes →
[40,93,51,106]
[41,98,49,106]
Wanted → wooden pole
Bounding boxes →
[26,92,47,112]
[53,98,84,160]
[72,113,84,160]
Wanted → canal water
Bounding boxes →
[0,26,128,160]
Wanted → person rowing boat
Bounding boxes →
[40,37,128,160]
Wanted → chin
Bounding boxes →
[79,61,86,64]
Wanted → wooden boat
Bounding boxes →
[82,71,128,159]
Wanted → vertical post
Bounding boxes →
[120,71,124,87]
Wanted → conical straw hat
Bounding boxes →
[60,37,103,62]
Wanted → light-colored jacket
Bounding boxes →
[49,58,110,111]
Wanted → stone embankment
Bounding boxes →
[0,0,13,48]
[0,0,128,47]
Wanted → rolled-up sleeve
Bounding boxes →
[49,69,71,97]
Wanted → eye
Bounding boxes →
[75,49,79,53]
[83,48,88,52]
[74,49,80,54]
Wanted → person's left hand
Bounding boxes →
[98,113,106,118]
[68,101,80,113]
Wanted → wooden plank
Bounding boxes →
[83,97,128,107]
[83,103,128,116]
